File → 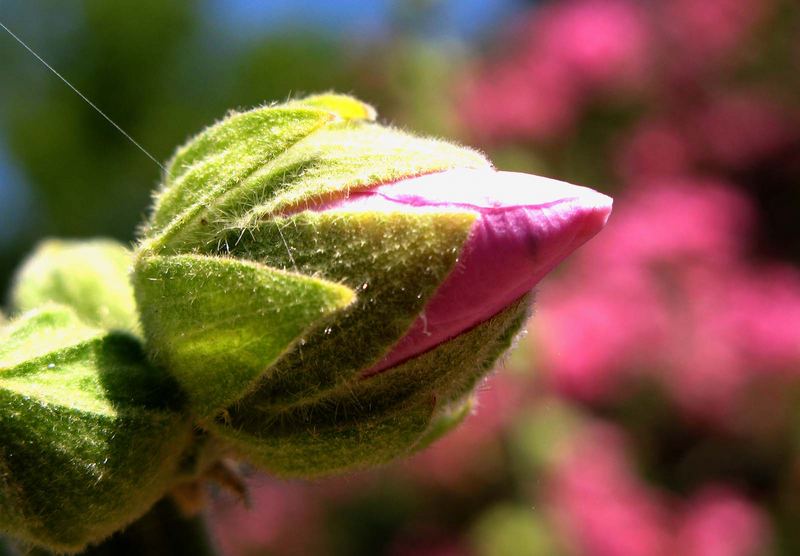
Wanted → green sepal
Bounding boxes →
[211,294,531,477]
[288,92,376,121]
[412,396,474,453]
[163,123,492,254]
[150,107,329,236]
[212,396,436,478]
[222,210,477,409]
[142,95,490,255]
[0,306,191,553]
[145,94,379,252]
[133,253,356,417]
[238,121,491,219]
[9,239,139,334]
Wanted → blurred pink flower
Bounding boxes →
[661,0,774,73]
[617,92,800,183]
[537,267,668,402]
[547,424,672,556]
[726,265,800,369]
[402,372,530,491]
[591,178,754,266]
[690,93,797,169]
[536,0,652,91]
[210,477,322,556]
[537,177,800,424]
[618,93,796,180]
[459,57,579,142]
[547,424,773,556]
[616,119,693,180]
[665,263,800,421]
[675,486,771,556]
[458,0,652,143]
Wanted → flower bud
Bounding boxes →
[133,93,611,476]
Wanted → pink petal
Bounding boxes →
[319,169,612,375]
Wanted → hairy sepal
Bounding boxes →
[210,294,531,477]
[0,305,191,552]
[133,253,356,417]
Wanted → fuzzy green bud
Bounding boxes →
[132,93,610,477]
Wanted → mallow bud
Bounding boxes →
[133,93,612,477]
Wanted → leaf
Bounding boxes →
[289,93,376,121]
[212,294,531,476]
[143,96,491,255]
[146,105,335,243]
[219,210,477,409]
[0,306,191,552]
[0,303,99,368]
[412,396,474,453]
[10,239,139,334]
[133,253,356,416]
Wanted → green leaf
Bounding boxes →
[212,294,531,477]
[141,94,490,255]
[412,396,474,453]
[215,395,436,478]
[0,306,191,552]
[288,92,376,121]
[133,253,356,416]
[244,121,491,217]
[0,304,98,368]
[10,239,139,334]
[220,210,478,410]
[146,105,336,242]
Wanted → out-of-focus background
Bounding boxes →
[2,0,800,554]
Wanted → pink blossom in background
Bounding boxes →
[547,424,672,556]
[402,372,529,491]
[536,177,800,424]
[537,178,753,405]
[689,92,797,169]
[664,264,800,421]
[459,57,579,142]
[460,0,785,153]
[458,0,652,144]
[616,119,693,180]
[535,0,652,91]
[661,265,761,421]
[660,0,774,73]
[617,94,797,179]
[536,268,668,402]
[725,265,800,369]
[210,478,323,556]
[588,178,754,267]
[546,424,773,556]
[675,486,770,556]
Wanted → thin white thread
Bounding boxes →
[274,221,298,271]
[0,19,166,172]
